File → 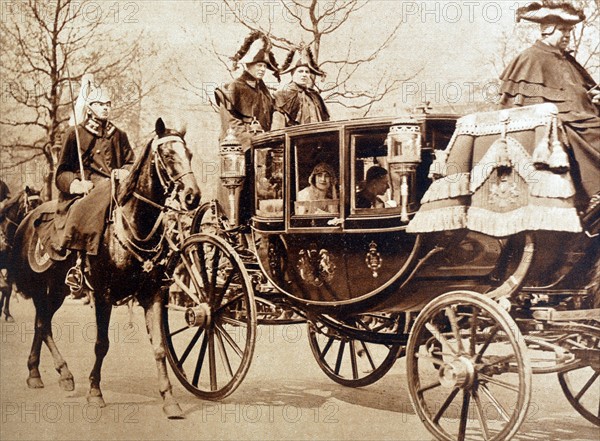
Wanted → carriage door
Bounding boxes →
[288,131,340,229]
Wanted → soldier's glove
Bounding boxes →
[113,168,130,180]
[70,179,94,195]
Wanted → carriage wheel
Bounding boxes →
[163,233,256,400]
[307,314,404,388]
[406,291,531,441]
[557,333,600,426]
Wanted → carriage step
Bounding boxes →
[532,308,600,322]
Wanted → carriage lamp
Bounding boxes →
[386,120,422,222]
[220,128,246,226]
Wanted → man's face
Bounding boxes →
[372,175,390,196]
[89,101,111,120]
[247,62,267,80]
[292,66,311,87]
[547,24,573,51]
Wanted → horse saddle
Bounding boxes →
[26,200,66,273]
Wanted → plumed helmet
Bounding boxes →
[231,31,279,79]
[85,84,112,105]
[517,1,585,25]
[280,46,325,76]
[69,73,98,126]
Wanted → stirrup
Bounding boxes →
[65,256,83,294]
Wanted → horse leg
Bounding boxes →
[3,287,14,322]
[41,293,75,391]
[144,294,183,419]
[26,293,73,390]
[88,301,112,407]
[0,269,12,322]
[26,308,45,389]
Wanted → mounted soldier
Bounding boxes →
[499,0,600,223]
[273,46,330,129]
[56,75,135,294]
[215,31,279,151]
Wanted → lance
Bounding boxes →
[65,65,88,193]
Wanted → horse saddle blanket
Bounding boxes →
[407,103,582,237]
[31,180,112,266]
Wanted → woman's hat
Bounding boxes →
[516,1,585,25]
[280,47,324,76]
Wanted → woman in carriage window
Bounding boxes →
[296,162,338,215]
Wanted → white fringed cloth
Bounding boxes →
[407,104,582,237]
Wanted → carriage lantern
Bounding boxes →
[220,128,246,226]
[386,119,422,222]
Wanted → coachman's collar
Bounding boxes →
[84,117,116,137]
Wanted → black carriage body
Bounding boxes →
[247,115,511,314]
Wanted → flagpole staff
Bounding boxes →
[65,65,87,192]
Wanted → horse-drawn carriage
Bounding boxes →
[159,103,600,441]
[12,107,597,440]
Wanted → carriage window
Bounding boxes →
[292,132,339,216]
[255,146,283,218]
[352,132,397,212]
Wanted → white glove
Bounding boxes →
[113,168,130,180]
[70,179,94,195]
[590,87,600,104]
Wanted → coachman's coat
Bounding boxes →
[500,40,600,205]
[216,70,274,149]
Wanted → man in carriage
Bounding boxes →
[499,0,600,223]
[215,31,279,151]
[272,46,330,129]
[55,76,135,294]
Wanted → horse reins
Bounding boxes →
[113,134,191,270]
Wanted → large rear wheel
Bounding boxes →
[307,313,404,387]
[406,291,531,441]
[163,233,256,399]
[557,330,600,426]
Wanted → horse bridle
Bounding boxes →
[150,135,194,194]
[115,133,194,270]
[3,192,41,227]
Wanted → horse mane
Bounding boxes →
[0,192,24,216]
[116,129,184,205]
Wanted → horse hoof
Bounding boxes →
[4,315,14,323]
[27,377,44,389]
[86,393,106,408]
[163,403,184,419]
[59,376,75,391]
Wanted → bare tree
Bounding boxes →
[571,0,600,76]
[0,0,152,198]
[177,0,415,117]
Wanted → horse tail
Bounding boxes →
[10,210,40,300]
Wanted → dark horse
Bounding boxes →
[12,118,200,418]
[0,186,42,321]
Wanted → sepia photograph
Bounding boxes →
[0,1,599,440]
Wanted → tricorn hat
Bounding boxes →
[281,47,324,76]
[231,31,279,76]
[516,1,585,25]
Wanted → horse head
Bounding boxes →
[152,118,200,210]
[1,185,42,229]
[21,186,43,218]
[118,118,201,212]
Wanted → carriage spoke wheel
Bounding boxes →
[557,333,600,426]
[406,291,531,441]
[163,233,256,400]
[307,314,404,388]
